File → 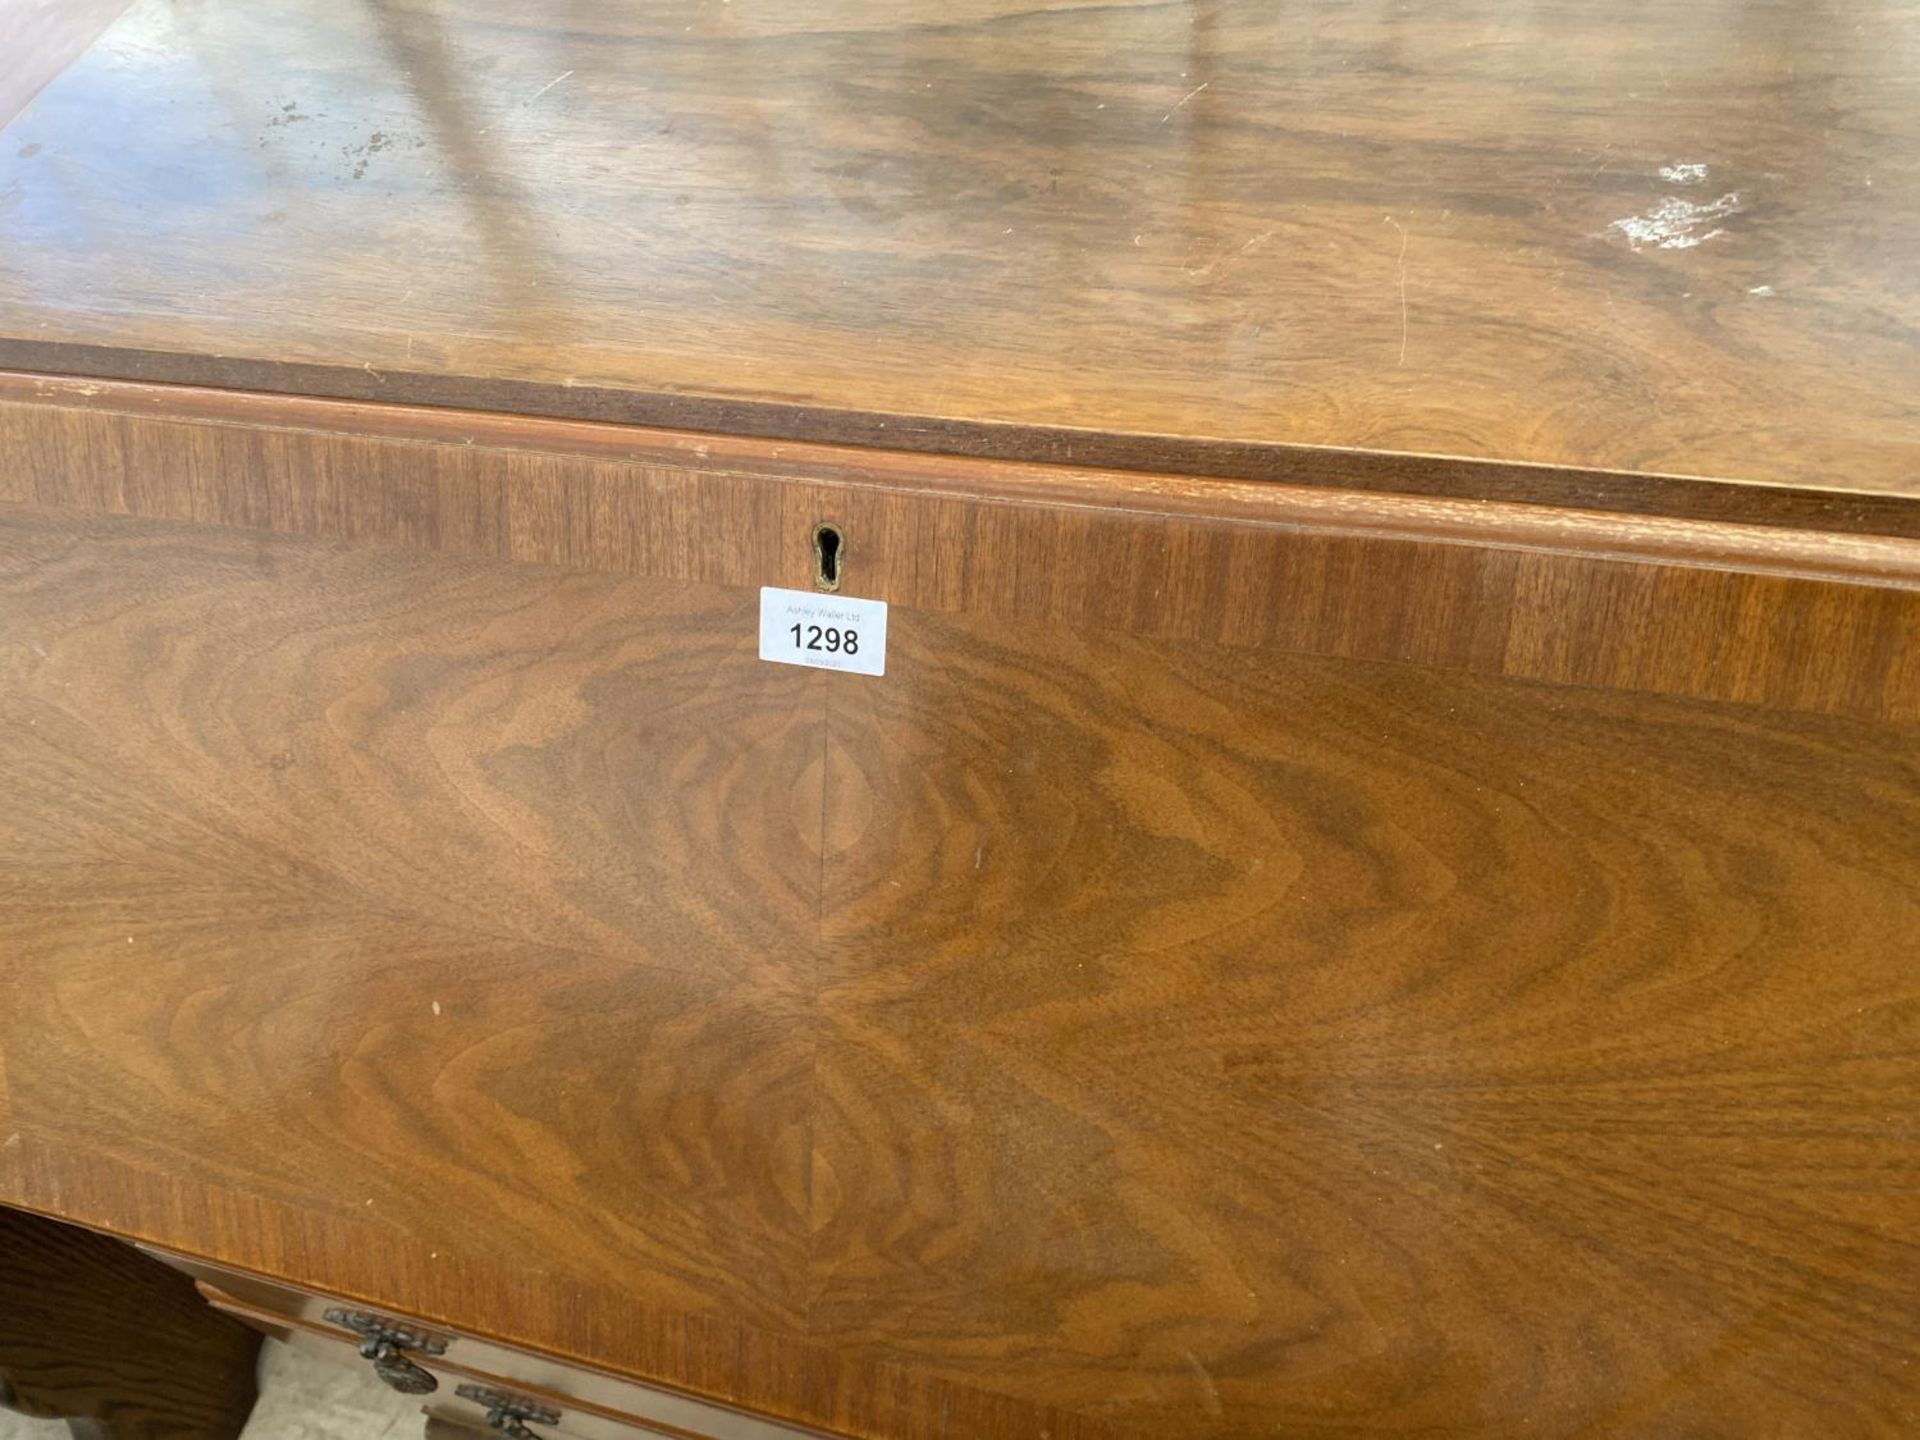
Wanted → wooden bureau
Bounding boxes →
[1,1,1916,1437]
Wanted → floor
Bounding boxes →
[0,1338,423,1440]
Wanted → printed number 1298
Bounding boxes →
[759,587,886,676]
[789,622,860,656]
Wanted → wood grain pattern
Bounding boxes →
[0,499,1915,1436]
[0,518,822,1334]
[0,0,1916,511]
[4,375,1918,725]
[0,1206,260,1440]
[813,614,1920,1432]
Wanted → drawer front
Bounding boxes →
[424,1380,694,1440]
[147,1251,829,1440]
[203,1290,704,1440]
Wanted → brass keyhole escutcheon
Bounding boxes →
[813,522,844,591]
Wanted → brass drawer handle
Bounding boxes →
[456,1384,563,1440]
[322,1308,449,1394]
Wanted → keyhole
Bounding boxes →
[813,523,843,592]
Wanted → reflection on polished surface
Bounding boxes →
[0,0,1916,496]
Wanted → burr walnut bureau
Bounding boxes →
[0,1,1917,1437]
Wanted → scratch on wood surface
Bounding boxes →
[1384,215,1409,365]
[1162,81,1209,122]
[1184,229,1278,282]
[524,69,574,107]
[480,69,575,133]
[1184,1351,1224,1418]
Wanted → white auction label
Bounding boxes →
[759,587,887,676]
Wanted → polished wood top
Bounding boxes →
[1,0,1917,519]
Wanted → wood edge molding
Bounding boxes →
[0,1054,13,1193]
[0,345,1914,540]
[7,371,1918,591]
[7,369,1916,723]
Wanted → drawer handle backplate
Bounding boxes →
[456,1384,563,1440]
[323,1308,449,1394]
